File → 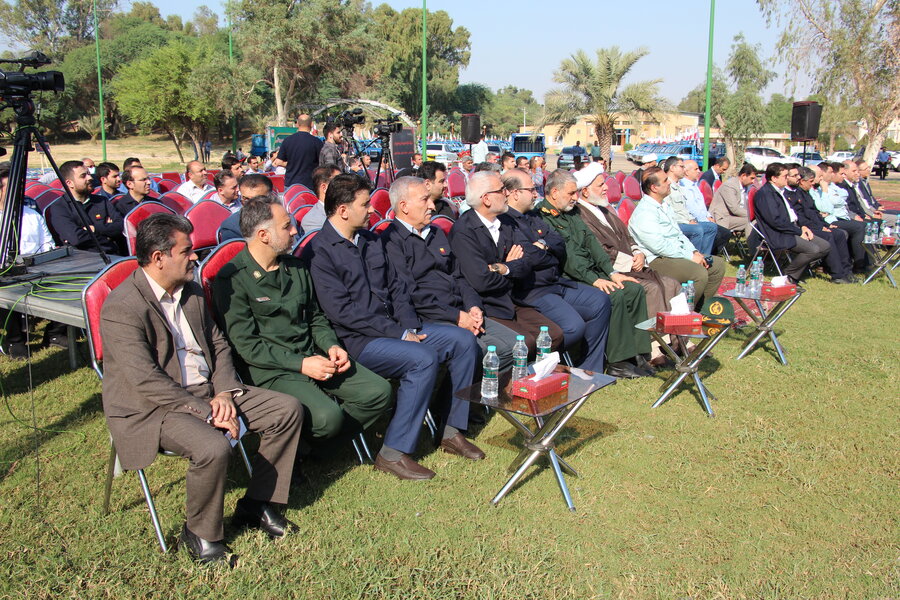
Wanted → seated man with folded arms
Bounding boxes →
[536,169,653,379]
[305,174,483,480]
[218,174,273,242]
[213,197,391,449]
[750,162,830,285]
[449,171,565,356]
[784,165,854,283]
[676,159,731,255]
[628,167,726,310]
[811,162,867,273]
[381,176,519,371]
[709,162,756,237]
[498,168,612,375]
[101,213,302,565]
[48,160,124,256]
[855,159,900,221]
[299,165,341,233]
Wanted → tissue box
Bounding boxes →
[760,282,797,300]
[880,236,897,245]
[656,311,702,335]
[511,372,569,400]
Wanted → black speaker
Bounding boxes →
[461,114,481,144]
[791,101,822,141]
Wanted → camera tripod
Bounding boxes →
[0,97,111,275]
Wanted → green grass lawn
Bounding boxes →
[1,269,897,599]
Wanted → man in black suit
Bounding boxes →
[753,162,830,284]
[700,156,730,188]
[277,113,324,190]
[784,166,854,284]
[844,159,898,228]
[47,160,123,255]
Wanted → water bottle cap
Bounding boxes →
[739,264,745,268]
[487,345,496,352]
[687,280,693,284]
[516,335,525,341]
[540,326,548,331]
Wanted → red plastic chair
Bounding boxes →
[184,200,231,251]
[616,197,637,225]
[158,192,193,214]
[25,181,49,194]
[34,189,63,214]
[605,176,621,205]
[370,219,393,234]
[285,192,319,214]
[385,208,396,220]
[200,189,218,201]
[446,169,467,198]
[698,180,714,208]
[160,171,182,183]
[48,179,64,189]
[156,179,179,194]
[713,180,722,192]
[747,186,758,220]
[124,201,176,255]
[268,174,285,193]
[622,176,642,201]
[198,239,247,311]
[283,184,312,207]
[614,171,627,186]
[292,204,315,224]
[430,215,454,236]
[292,229,319,257]
[370,188,391,217]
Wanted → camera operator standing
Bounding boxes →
[319,123,348,173]
[279,113,323,190]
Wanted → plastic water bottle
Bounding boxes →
[685,280,695,310]
[536,326,552,359]
[481,345,499,399]
[864,222,873,243]
[735,264,747,296]
[749,260,761,297]
[511,335,528,381]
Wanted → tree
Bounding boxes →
[0,0,119,56]
[677,70,729,124]
[758,0,900,164]
[484,86,542,137]
[764,93,794,133]
[716,34,771,169]
[538,47,669,164]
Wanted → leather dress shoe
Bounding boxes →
[374,453,435,480]
[439,433,486,460]
[832,277,854,284]
[605,361,645,379]
[634,355,657,375]
[179,524,230,565]
[232,497,297,539]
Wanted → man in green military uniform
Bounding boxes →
[212,196,392,443]
[537,169,654,377]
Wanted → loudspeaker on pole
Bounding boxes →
[791,101,822,142]
[461,114,481,144]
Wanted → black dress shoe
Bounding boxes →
[439,433,486,460]
[179,524,230,565]
[831,277,854,284]
[634,355,657,375]
[605,361,644,379]
[0,342,28,359]
[232,497,297,539]
[374,453,435,480]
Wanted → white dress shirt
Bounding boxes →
[475,210,502,245]
[176,180,215,204]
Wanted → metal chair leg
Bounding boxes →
[136,469,168,553]
[236,439,253,477]
[102,445,117,515]
[424,409,437,437]
[350,439,364,464]
[358,433,374,462]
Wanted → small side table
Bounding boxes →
[862,240,900,287]
[454,367,615,511]
[723,287,803,365]
[635,318,731,417]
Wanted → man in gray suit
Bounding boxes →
[100,213,302,565]
[709,163,757,237]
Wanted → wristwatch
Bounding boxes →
[489,263,501,273]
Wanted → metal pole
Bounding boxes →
[702,0,715,171]
[93,0,107,161]
[228,6,237,154]
[420,0,428,156]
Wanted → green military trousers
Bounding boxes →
[604,280,652,364]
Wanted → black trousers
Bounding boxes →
[815,227,852,279]
[833,219,866,269]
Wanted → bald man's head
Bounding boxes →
[296,114,313,131]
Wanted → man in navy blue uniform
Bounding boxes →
[380,177,518,370]
[277,114,324,190]
[753,163,830,284]
[449,171,564,355]
[304,174,484,480]
[48,160,123,255]
[499,169,612,374]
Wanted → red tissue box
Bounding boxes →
[511,372,569,400]
[880,236,896,245]
[656,311,702,335]
[760,282,797,300]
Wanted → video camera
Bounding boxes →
[0,52,64,102]
[337,107,365,130]
[374,114,402,137]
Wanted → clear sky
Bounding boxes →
[125,0,800,104]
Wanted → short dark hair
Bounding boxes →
[135,213,193,266]
[501,152,515,163]
[764,163,788,179]
[239,173,272,196]
[312,165,339,193]
[214,170,236,190]
[784,162,801,171]
[120,165,144,185]
[854,158,867,167]
[641,167,666,195]
[829,161,844,173]
[96,162,119,180]
[715,156,731,167]
[59,160,85,183]
[323,123,339,138]
[122,157,141,170]
[662,156,681,173]
[239,195,279,239]
[222,154,241,171]
[419,160,446,183]
[324,173,370,217]
[737,163,757,176]
[797,166,815,180]
[501,169,530,192]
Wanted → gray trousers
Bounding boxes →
[787,235,830,280]
[159,383,302,541]
[648,255,727,311]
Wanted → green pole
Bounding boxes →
[420,0,427,156]
[702,0,715,171]
[93,0,107,161]
[228,7,237,154]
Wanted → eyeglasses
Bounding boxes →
[482,188,506,197]
[516,186,537,193]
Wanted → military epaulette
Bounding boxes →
[540,206,560,217]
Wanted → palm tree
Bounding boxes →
[539,47,669,165]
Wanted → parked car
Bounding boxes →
[743,146,790,170]
[826,151,855,162]
[790,151,824,164]
[557,146,592,170]
[425,143,459,164]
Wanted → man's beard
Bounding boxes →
[584,192,609,207]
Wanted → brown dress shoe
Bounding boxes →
[439,433,486,460]
[374,453,436,480]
